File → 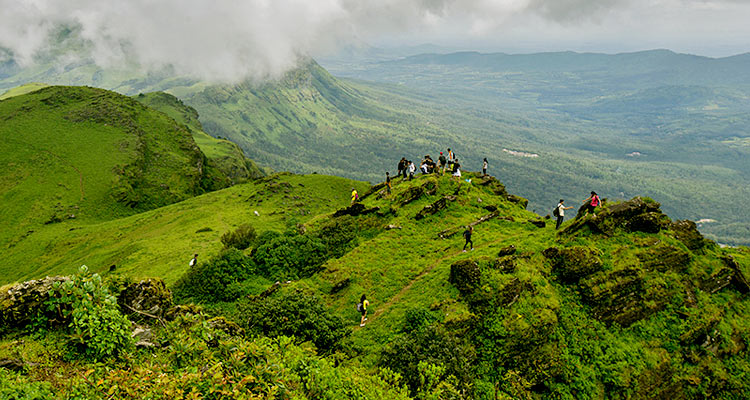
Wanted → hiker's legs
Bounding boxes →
[360,311,367,326]
[556,215,563,229]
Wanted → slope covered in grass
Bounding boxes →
[133,91,267,183]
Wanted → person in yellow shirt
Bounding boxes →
[351,188,359,204]
[359,294,370,327]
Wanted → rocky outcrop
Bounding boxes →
[333,203,381,217]
[722,255,750,294]
[118,278,173,321]
[329,278,351,294]
[637,245,691,272]
[579,268,669,326]
[670,220,710,251]
[396,180,437,206]
[449,260,481,295]
[544,246,603,283]
[563,197,669,236]
[0,276,69,330]
[497,245,517,257]
[415,195,456,220]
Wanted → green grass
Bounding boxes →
[0,82,49,100]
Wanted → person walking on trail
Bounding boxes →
[385,172,392,195]
[482,158,488,176]
[438,152,447,174]
[351,188,359,204]
[554,199,574,229]
[583,191,601,217]
[358,294,370,327]
[462,226,474,252]
[189,254,198,267]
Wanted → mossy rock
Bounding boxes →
[628,211,670,233]
[415,195,455,220]
[118,278,174,321]
[396,180,437,206]
[564,197,667,236]
[544,246,603,282]
[449,260,481,295]
[637,245,691,272]
[0,276,69,330]
[497,245,517,257]
[670,220,710,251]
[208,316,245,337]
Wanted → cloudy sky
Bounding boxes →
[1,0,748,81]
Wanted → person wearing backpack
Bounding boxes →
[462,225,474,252]
[438,152,447,174]
[189,254,198,267]
[358,294,370,327]
[554,199,573,229]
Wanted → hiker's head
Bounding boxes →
[448,148,451,151]
[440,152,443,155]
[591,191,597,196]
[360,294,367,302]
[560,199,564,203]
[194,254,198,257]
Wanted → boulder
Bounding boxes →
[118,278,173,321]
[564,197,668,236]
[497,245,517,257]
[329,278,351,294]
[415,196,455,220]
[396,180,437,206]
[449,260,481,295]
[670,220,709,251]
[506,194,528,209]
[131,325,155,348]
[528,219,546,228]
[477,176,508,197]
[722,255,750,294]
[0,276,69,330]
[491,257,517,274]
[544,246,603,283]
[628,211,668,233]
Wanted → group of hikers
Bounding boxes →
[554,191,601,229]
[394,148,488,183]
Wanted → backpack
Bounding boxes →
[553,206,560,217]
[356,302,363,312]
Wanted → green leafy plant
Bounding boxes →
[43,265,133,360]
[253,232,328,279]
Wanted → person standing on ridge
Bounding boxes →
[438,152,447,175]
[351,188,359,204]
[554,199,573,229]
[482,158,488,176]
[385,171,392,195]
[408,160,416,180]
[462,225,474,252]
[447,148,455,171]
[358,294,370,327]
[451,158,461,181]
[583,191,601,217]
[189,254,198,267]
[397,158,405,179]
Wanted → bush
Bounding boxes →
[173,249,255,302]
[43,265,133,360]
[241,289,349,352]
[221,224,257,250]
[380,325,476,396]
[313,216,359,258]
[402,308,439,333]
[253,232,328,279]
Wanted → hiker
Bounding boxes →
[462,226,474,252]
[397,158,405,179]
[482,158,488,176]
[438,152,447,174]
[554,199,574,229]
[351,188,359,204]
[451,158,461,181]
[385,171,392,195]
[447,148,455,171]
[420,158,429,174]
[358,294,370,327]
[583,191,601,217]
[189,254,198,267]
[408,160,416,180]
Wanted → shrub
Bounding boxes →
[173,249,255,302]
[241,289,349,352]
[43,265,133,360]
[253,232,328,279]
[380,325,476,396]
[402,308,439,333]
[313,216,359,258]
[220,223,257,250]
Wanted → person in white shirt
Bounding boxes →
[555,199,573,229]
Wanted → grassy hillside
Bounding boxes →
[133,91,267,182]
[0,172,368,286]
[2,170,748,399]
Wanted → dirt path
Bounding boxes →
[368,232,526,323]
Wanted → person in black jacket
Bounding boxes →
[462,226,474,252]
